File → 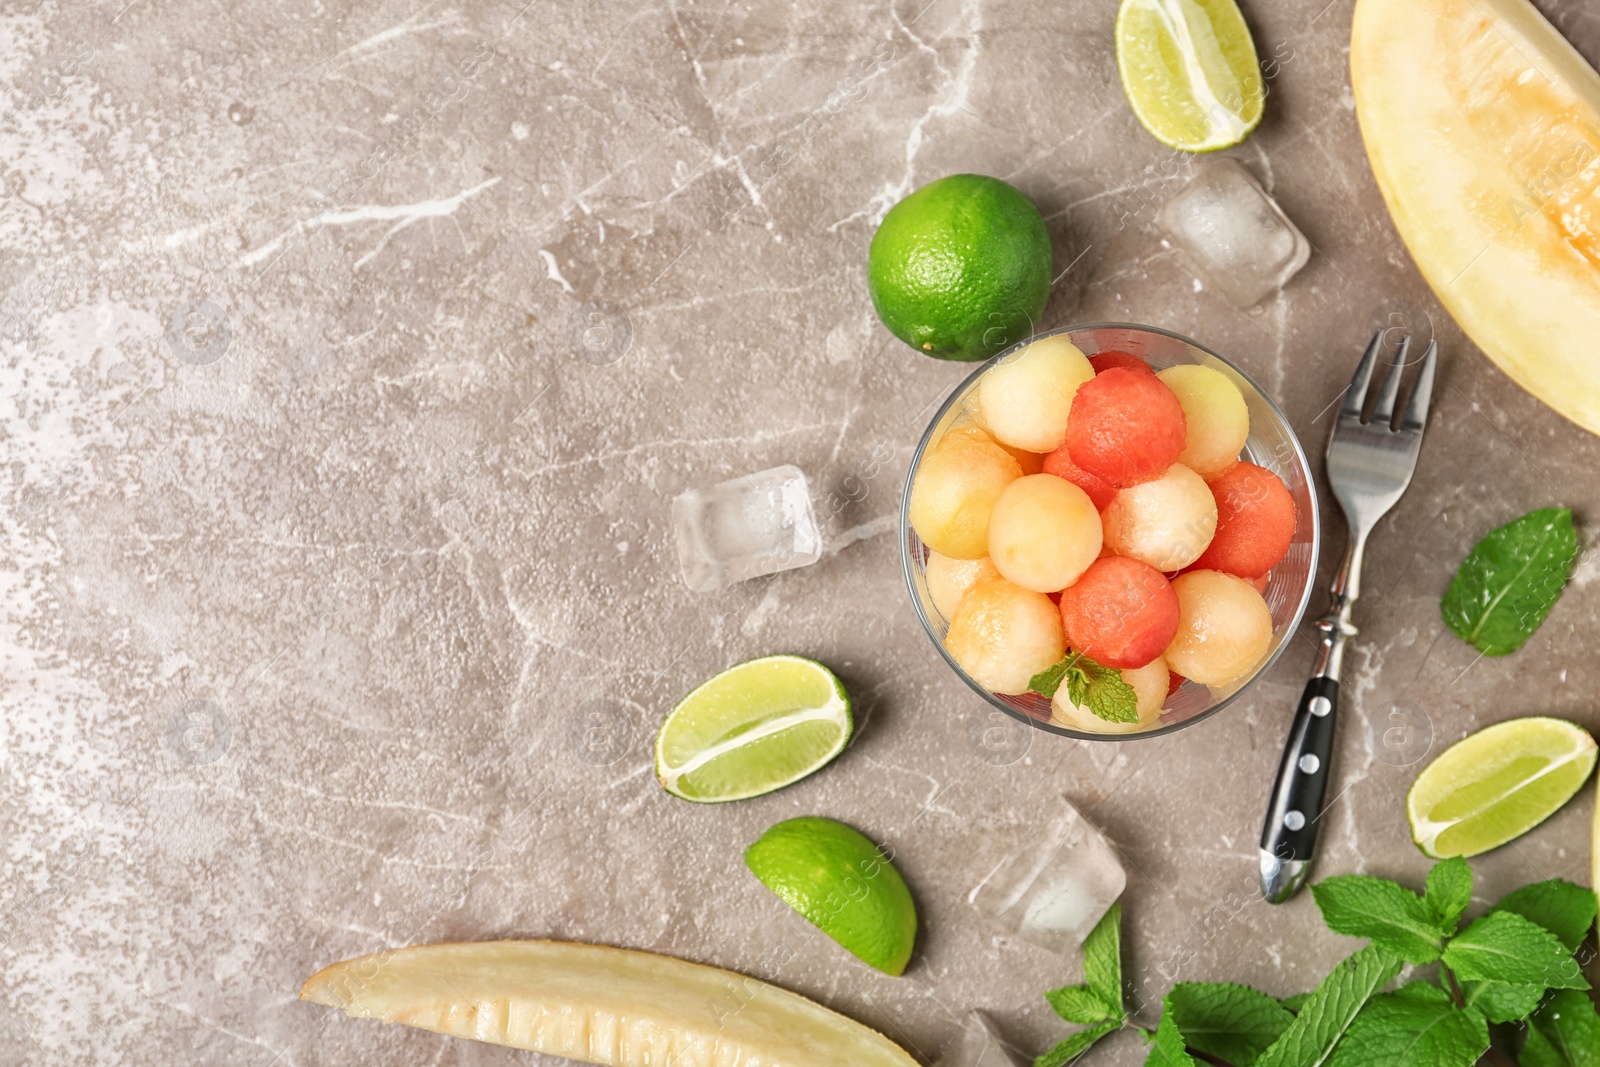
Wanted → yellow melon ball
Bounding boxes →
[1165,570,1274,687]
[944,577,1065,695]
[909,431,1023,559]
[1102,464,1218,572]
[1050,654,1170,734]
[944,416,1045,475]
[975,335,1095,453]
[987,474,1103,592]
[925,553,1002,620]
[1157,365,1250,479]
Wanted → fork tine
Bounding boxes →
[1369,334,1411,426]
[1340,332,1384,419]
[1400,340,1437,433]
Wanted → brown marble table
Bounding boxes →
[3,0,1597,1062]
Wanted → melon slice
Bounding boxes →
[300,940,918,1066]
[1352,0,1600,435]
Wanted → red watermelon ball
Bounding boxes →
[1193,462,1297,579]
[1066,367,1187,488]
[1058,556,1180,670]
[1041,444,1118,510]
[1089,350,1154,376]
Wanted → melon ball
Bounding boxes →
[975,335,1095,452]
[986,474,1103,592]
[1050,655,1169,734]
[1059,556,1180,669]
[1165,570,1274,687]
[1192,462,1297,579]
[1158,365,1250,478]
[1041,443,1118,510]
[926,553,1002,620]
[1066,367,1188,488]
[909,430,1023,559]
[1101,464,1218,572]
[944,577,1066,695]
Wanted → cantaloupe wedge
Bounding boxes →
[300,940,919,1066]
[1352,0,1600,436]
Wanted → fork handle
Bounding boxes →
[1259,677,1338,902]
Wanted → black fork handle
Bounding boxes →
[1260,677,1337,901]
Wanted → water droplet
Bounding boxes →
[227,102,254,125]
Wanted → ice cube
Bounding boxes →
[671,465,822,592]
[1158,157,1311,307]
[937,1012,1027,1067]
[968,794,1126,953]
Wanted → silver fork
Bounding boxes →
[1259,330,1437,903]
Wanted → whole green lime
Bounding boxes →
[744,816,918,976]
[868,174,1053,362]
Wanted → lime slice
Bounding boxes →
[1408,717,1597,858]
[1115,0,1265,152]
[745,816,918,976]
[656,655,851,803]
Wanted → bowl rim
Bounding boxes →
[898,321,1321,742]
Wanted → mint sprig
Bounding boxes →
[1034,860,1599,1067]
[1028,653,1140,723]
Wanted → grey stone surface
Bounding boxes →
[3,0,1598,1063]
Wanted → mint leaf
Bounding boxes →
[1064,654,1140,723]
[1523,988,1600,1067]
[1440,507,1577,655]
[1459,978,1546,1024]
[1323,981,1488,1067]
[1441,910,1589,990]
[1030,654,1139,722]
[1082,904,1124,1015]
[1036,1020,1118,1067]
[1046,984,1116,1025]
[1310,874,1443,963]
[1424,857,1473,934]
[1279,993,1311,1015]
[1145,1004,1197,1066]
[1254,945,1403,1067]
[1493,879,1597,952]
[1029,658,1073,699]
[1166,982,1294,1066]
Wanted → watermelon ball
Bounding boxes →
[1066,367,1188,488]
[1058,556,1180,670]
[1089,350,1154,376]
[1041,443,1118,510]
[1192,462,1297,579]
[1166,669,1185,697]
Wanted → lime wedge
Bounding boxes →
[656,655,852,803]
[1408,717,1597,858]
[745,816,918,976]
[1115,0,1265,153]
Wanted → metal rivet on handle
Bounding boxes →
[1309,696,1332,718]
[1298,754,1321,774]
[1284,810,1306,831]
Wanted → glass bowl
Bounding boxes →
[899,323,1320,741]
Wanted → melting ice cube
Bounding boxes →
[671,465,822,592]
[936,1012,1027,1067]
[968,794,1126,953]
[1158,157,1311,307]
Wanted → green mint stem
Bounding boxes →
[1187,1049,1239,1067]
